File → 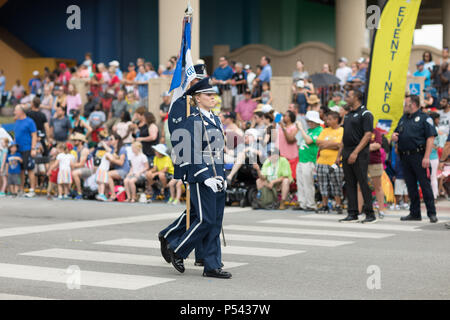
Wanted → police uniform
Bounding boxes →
[341,105,375,222]
[167,78,230,278]
[158,65,208,265]
[394,109,437,221]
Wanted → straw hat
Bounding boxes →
[70,132,87,143]
[307,95,321,105]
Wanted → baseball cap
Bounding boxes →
[244,64,251,70]
[161,91,170,97]
[128,62,135,67]
[357,57,365,64]
[109,60,120,67]
[33,70,39,76]
[339,57,348,63]
[416,60,425,66]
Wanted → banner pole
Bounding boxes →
[186,95,191,230]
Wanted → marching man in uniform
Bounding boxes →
[166,77,231,279]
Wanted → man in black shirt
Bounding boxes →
[231,63,247,108]
[336,90,376,223]
[26,97,49,155]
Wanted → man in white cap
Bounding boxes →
[244,64,256,92]
[109,60,123,80]
[293,110,323,212]
[29,71,42,96]
[335,57,352,87]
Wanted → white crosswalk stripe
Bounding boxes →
[261,219,421,232]
[0,262,175,290]
[224,225,394,239]
[96,239,305,257]
[20,248,247,270]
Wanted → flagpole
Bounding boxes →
[185,2,192,230]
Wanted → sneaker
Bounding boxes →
[172,199,179,205]
[74,194,83,200]
[167,197,174,204]
[57,195,63,200]
[96,194,108,202]
[317,205,329,214]
[62,195,70,200]
[0,192,5,197]
[25,190,36,198]
[339,215,359,223]
[401,203,410,210]
[378,211,385,219]
[335,205,343,215]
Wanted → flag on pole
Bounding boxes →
[366,0,422,138]
[169,9,196,111]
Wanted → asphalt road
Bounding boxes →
[0,197,449,300]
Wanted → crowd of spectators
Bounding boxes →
[0,46,449,214]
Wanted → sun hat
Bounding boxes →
[70,132,87,143]
[305,111,324,125]
[152,144,169,157]
[307,95,321,105]
[261,104,273,114]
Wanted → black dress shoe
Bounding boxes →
[158,235,171,263]
[400,215,422,221]
[194,259,204,267]
[168,247,185,273]
[203,268,232,279]
[361,214,377,224]
[429,215,438,223]
[339,215,359,223]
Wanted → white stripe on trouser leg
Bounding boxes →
[175,184,203,253]
[164,213,186,239]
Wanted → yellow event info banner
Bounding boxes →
[366,0,422,138]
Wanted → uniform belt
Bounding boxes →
[399,146,425,156]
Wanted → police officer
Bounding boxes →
[166,77,231,279]
[158,64,207,266]
[392,95,438,223]
[336,89,376,223]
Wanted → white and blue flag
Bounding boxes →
[169,16,196,111]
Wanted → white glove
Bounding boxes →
[204,177,223,193]
[216,176,227,190]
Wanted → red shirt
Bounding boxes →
[369,129,383,164]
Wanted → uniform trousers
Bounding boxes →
[169,182,225,272]
[400,153,436,218]
[159,205,204,261]
[342,149,374,216]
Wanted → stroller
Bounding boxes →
[225,163,258,207]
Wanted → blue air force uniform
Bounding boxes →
[158,65,207,262]
[394,109,437,220]
[168,78,227,273]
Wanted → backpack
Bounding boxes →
[252,186,279,210]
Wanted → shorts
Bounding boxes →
[20,150,35,171]
[50,169,59,184]
[368,163,383,178]
[154,172,173,182]
[128,174,146,185]
[116,169,128,180]
[74,168,94,179]
[394,179,408,196]
[8,174,20,186]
